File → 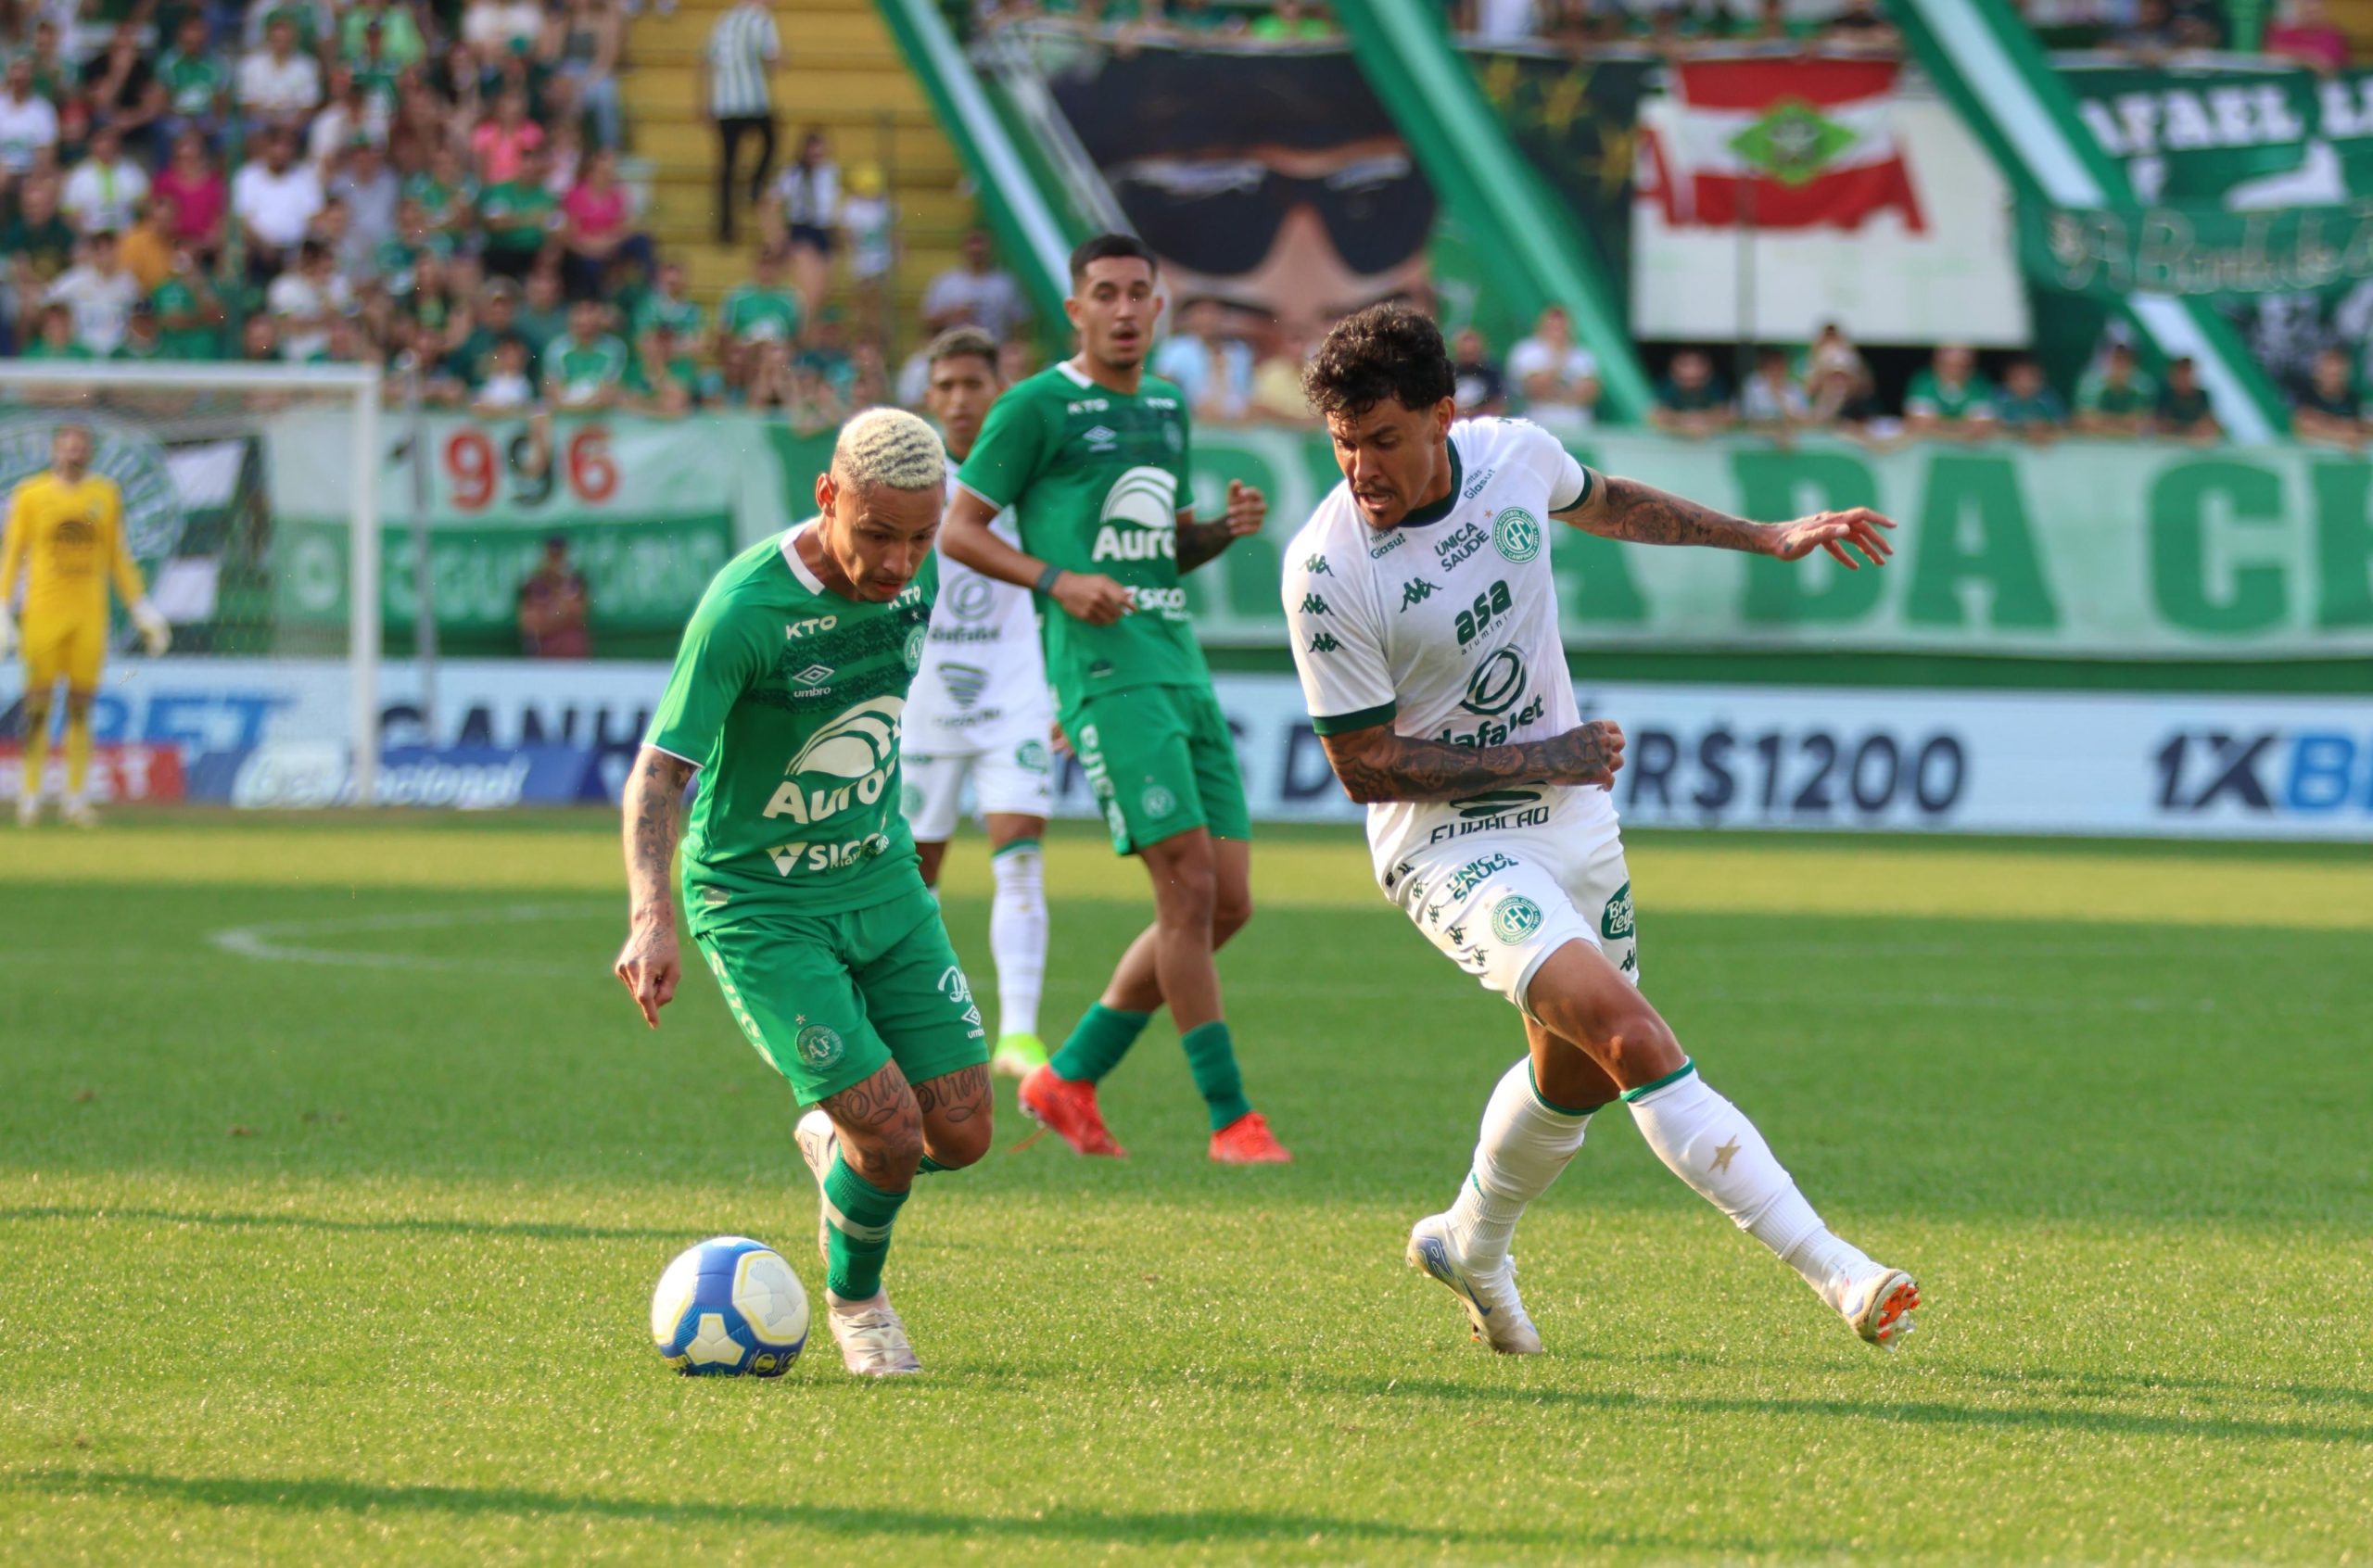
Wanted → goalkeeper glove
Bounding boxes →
[131,598,171,657]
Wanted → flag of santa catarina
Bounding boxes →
[1657,55,1926,233]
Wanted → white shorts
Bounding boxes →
[1388,829,1637,1017]
[901,730,1055,842]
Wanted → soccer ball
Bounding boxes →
[651,1236,810,1376]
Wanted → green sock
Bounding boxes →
[1049,1004,1150,1084]
[918,1154,953,1175]
[1180,1020,1252,1132]
[822,1155,908,1301]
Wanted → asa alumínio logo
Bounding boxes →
[1491,507,1542,564]
[1490,894,1545,944]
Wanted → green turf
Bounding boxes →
[3,818,2369,1564]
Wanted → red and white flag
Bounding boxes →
[1647,55,1925,232]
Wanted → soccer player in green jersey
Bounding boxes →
[942,234,1290,1165]
[614,408,992,1377]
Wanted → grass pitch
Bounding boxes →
[3,815,2370,1564]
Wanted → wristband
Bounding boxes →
[1034,563,1063,595]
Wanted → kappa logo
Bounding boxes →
[1444,922,1468,945]
[1400,577,1439,611]
[1300,593,1329,615]
[1303,554,1333,575]
[940,662,989,708]
[1307,631,1342,653]
[1490,895,1544,944]
[1492,507,1542,564]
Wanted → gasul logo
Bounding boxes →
[1490,895,1543,944]
[1492,507,1542,564]
[795,1023,844,1068]
[1460,648,1527,716]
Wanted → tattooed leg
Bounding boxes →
[818,1059,925,1192]
[812,1061,923,1303]
[913,1064,994,1170]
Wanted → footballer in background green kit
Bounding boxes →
[942,233,1290,1167]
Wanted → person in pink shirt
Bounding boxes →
[2265,0,2351,71]
[469,89,544,185]
[150,130,227,263]
[559,148,653,298]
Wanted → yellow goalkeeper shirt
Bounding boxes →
[1,472,145,629]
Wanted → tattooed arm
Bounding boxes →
[1318,719,1626,805]
[613,745,695,1028]
[1556,474,1896,567]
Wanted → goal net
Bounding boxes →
[0,361,386,810]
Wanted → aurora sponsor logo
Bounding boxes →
[1089,466,1179,563]
[762,697,904,826]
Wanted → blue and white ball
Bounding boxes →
[651,1236,810,1376]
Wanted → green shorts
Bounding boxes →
[690,883,988,1106]
[1065,682,1251,855]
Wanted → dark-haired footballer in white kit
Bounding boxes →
[1284,304,1921,1356]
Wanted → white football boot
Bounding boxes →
[1405,1212,1543,1355]
[793,1107,836,1263]
[822,1291,923,1377]
[1843,1268,1923,1350]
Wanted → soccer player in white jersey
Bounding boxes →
[1282,306,1920,1354]
[907,327,1057,1079]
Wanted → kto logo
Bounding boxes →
[2155,729,2373,815]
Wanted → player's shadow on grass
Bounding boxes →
[1954,1361,2373,1412]
[8,1470,1832,1557]
[1302,1374,2373,1447]
[0,1206,686,1245]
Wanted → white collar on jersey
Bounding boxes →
[779,521,829,595]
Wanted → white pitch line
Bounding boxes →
[209,900,611,976]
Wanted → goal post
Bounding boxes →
[0,360,387,806]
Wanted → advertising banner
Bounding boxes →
[10,658,2372,840]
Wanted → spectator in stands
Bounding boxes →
[46,230,141,356]
[309,69,388,172]
[558,148,650,300]
[151,247,224,359]
[841,160,895,337]
[240,312,280,363]
[718,241,804,351]
[1994,358,2069,443]
[4,176,77,340]
[475,335,539,412]
[232,128,323,282]
[61,126,150,236]
[155,13,230,149]
[519,264,571,348]
[706,0,780,244]
[1822,0,1899,49]
[2291,346,2363,446]
[153,131,227,262]
[479,140,560,280]
[239,16,323,134]
[1738,346,1808,432]
[465,0,548,66]
[1248,328,1318,424]
[518,536,592,657]
[85,22,164,164]
[0,57,61,178]
[771,127,840,312]
[1458,0,1541,44]
[407,142,479,247]
[1651,349,1733,437]
[331,139,400,255]
[1904,343,1999,439]
[1250,0,1336,40]
[546,296,631,409]
[268,238,353,360]
[2156,356,2220,442]
[442,276,539,395]
[1506,304,1601,429]
[2113,0,2180,54]
[1153,297,1253,423]
[471,87,544,185]
[922,227,1029,342]
[2075,342,2156,436]
[346,3,430,73]
[114,299,168,361]
[119,196,176,291]
[1450,326,1505,415]
[546,0,625,151]
[23,300,88,360]
[1807,362,1894,443]
[633,258,704,348]
[2265,0,2351,73]
[996,335,1036,388]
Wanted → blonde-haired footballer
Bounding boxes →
[1,423,172,828]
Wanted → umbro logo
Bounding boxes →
[793,663,833,686]
[1400,578,1439,611]
[1307,631,1341,653]
[1083,424,1117,450]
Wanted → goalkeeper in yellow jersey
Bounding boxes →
[1,423,171,828]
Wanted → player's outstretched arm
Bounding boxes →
[615,745,695,1028]
[941,484,1134,626]
[1556,474,1895,569]
[1317,719,1625,805]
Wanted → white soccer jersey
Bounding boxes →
[1281,416,1618,884]
[907,479,1051,755]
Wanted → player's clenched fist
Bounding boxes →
[1548,720,1625,789]
[1223,478,1266,538]
[614,922,680,1029]
[1050,569,1135,626]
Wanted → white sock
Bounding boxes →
[1444,1057,1595,1263]
[1625,1061,1875,1313]
[988,840,1047,1040]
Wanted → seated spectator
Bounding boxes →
[799,305,858,405]
[2075,342,2157,436]
[331,140,401,255]
[841,161,895,336]
[2291,346,2362,446]
[239,17,324,135]
[632,259,705,348]
[769,127,840,313]
[151,249,224,360]
[155,13,231,148]
[2156,357,2220,442]
[921,227,1029,342]
[2265,0,2350,72]
[112,299,169,361]
[22,300,91,360]
[119,197,177,291]
[441,277,541,397]
[474,335,540,413]
[635,319,722,414]
[84,22,164,164]
[478,142,561,280]
[545,297,631,409]
[544,0,625,151]
[1738,346,1808,431]
[268,240,355,360]
[1804,320,1866,384]
[61,127,150,237]
[559,148,653,300]
[542,124,585,200]
[406,144,480,247]
[1651,349,1734,436]
[1506,304,1601,428]
[518,265,571,349]
[471,88,545,186]
[466,0,550,68]
[1904,344,1999,438]
[345,3,430,73]
[2113,0,2180,54]
[518,536,592,657]
[152,131,228,261]
[0,57,61,179]
[232,129,324,282]
[240,312,281,362]
[1152,297,1253,423]
[718,242,805,353]
[996,335,1036,388]
[46,231,142,356]
[1450,326,1505,415]
[5,176,79,321]
[1994,358,2069,443]
[310,69,391,172]
[1457,0,1540,44]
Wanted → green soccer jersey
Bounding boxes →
[718,284,802,344]
[633,292,704,341]
[550,333,628,398]
[955,360,1205,701]
[478,180,555,254]
[156,50,227,117]
[1905,369,1998,422]
[647,525,938,914]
